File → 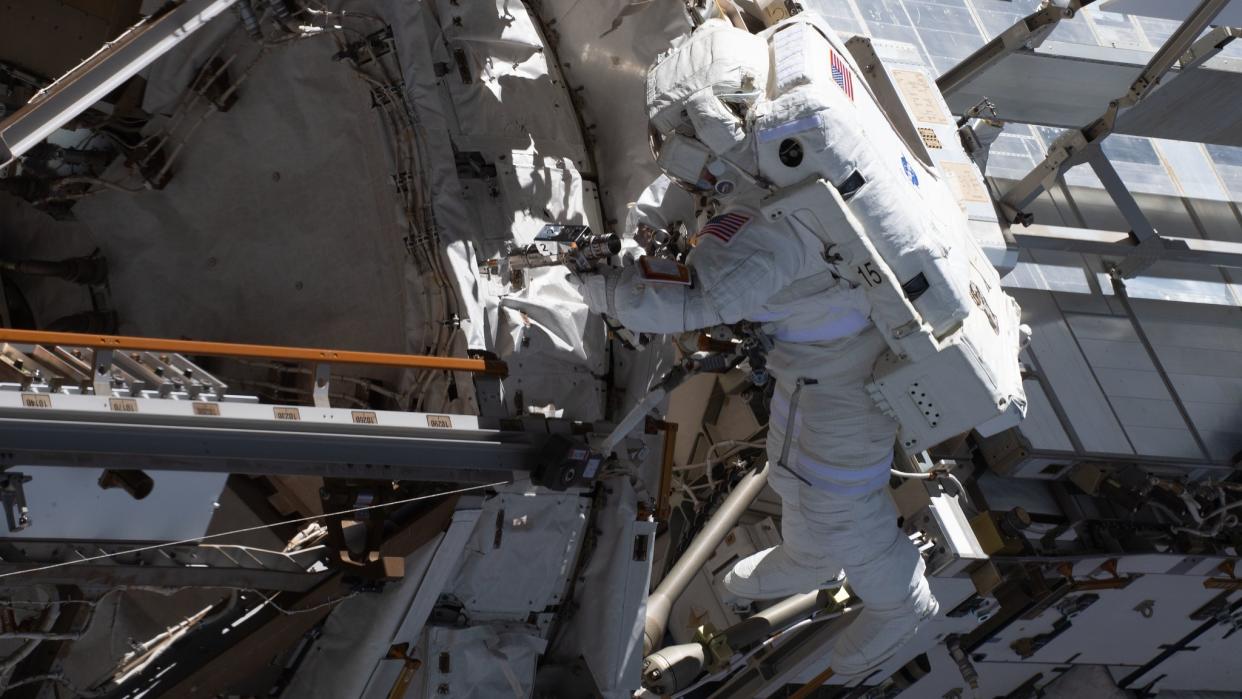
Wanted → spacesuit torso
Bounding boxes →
[611,204,868,343]
[584,187,899,493]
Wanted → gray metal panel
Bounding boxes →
[986,575,1224,666]
[1186,197,1242,245]
[1108,603,1242,692]
[945,47,1145,126]
[1120,57,1242,159]
[1066,313,1204,459]
[1063,301,1242,462]
[0,390,551,481]
[1101,0,1242,25]
[4,466,225,541]
[1013,290,1135,455]
[1184,401,1242,462]
[1017,377,1077,453]
[944,47,1242,146]
[1094,367,1178,401]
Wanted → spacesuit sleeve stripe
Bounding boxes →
[793,453,893,495]
[771,310,870,343]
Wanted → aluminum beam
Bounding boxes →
[998,0,1234,220]
[936,1,1096,100]
[942,43,1242,147]
[1101,0,1242,25]
[0,543,327,590]
[0,391,545,483]
[1010,224,1242,271]
[0,562,326,591]
[0,0,240,164]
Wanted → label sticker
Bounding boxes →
[941,161,991,205]
[917,127,942,149]
[583,455,602,480]
[639,256,692,285]
[193,402,221,416]
[427,414,453,428]
[352,411,379,424]
[21,394,51,408]
[892,69,950,125]
[109,398,139,413]
[273,407,301,421]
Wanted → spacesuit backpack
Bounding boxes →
[646,16,1028,455]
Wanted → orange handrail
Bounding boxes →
[0,329,507,377]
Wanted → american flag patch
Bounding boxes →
[830,48,854,101]
[695,212,751,245]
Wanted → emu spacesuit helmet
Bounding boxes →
[645,19,769,197]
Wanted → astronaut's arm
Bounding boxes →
[577,245,786,334]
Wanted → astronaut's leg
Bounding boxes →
[789,329,938,676]
[796,482,936,676]
[723,381,843,600]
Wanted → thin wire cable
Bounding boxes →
[0,480,509,580]
[890,468,966,498]
[247,589,360,615]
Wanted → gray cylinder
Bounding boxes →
[643,463,770,653]
[641,642,706,695]
[723,588,835,649]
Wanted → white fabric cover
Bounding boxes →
[752,19,973,338]
[416,625,548,698]
[588,207,869,344]
[723,544,842,600]
[767,463,937,676]
[767,328,898,490]
[624,174,698,239]
[747,15,1027,452]
[645,19,770,154]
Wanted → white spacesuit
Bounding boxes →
[573,16,942,677]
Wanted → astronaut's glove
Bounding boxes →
[618,236,646,266]
[565,267,618,316]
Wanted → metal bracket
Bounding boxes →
[1178,25,1242,71]
[937,0,1097,98]
[1,471,32,531]
[1084,149,1184,279]
[999,0,1232,224]
[312,362,331,409]
[91,348,114,397]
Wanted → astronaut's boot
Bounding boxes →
[830,575,938,676]
[723,545,845,600]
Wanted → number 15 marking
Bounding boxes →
[856,261,883,287]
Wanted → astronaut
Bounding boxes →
[571,17,939,678]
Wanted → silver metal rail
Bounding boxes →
[0,0,241,164]
[0,390,544,483]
